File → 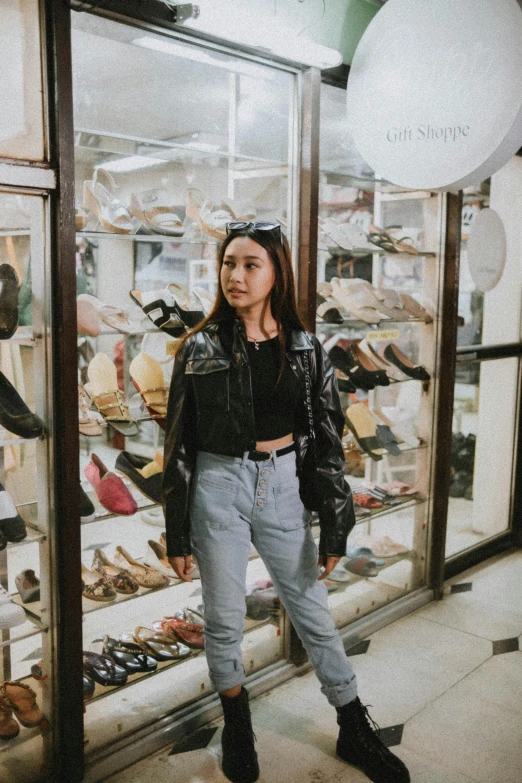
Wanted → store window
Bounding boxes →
[446,159,522,558]
[70,14,298,757]
[0,190,54,780]
[0,0,45,161]
[316,82,443,625]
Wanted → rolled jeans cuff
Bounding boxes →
[209,660,246,693]
[320,673,358,708]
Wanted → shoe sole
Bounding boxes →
[114,468,161,504]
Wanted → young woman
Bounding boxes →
[163,222,410,783]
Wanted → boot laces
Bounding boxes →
[355,702,386,751]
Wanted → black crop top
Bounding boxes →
[246,336,301,441]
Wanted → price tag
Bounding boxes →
[365,329,401,342]
[166,340,179,355]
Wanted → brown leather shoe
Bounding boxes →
[0,696,19,739]
[1,680,44,728]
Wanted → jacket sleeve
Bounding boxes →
[162,340,197,557]
[311,337,356,557]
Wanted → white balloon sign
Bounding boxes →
[467,209,507,292]
[346,0,522,190]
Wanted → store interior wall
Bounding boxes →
[471,157,522,536]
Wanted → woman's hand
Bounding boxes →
[317,554,341,580]
[168,555,195,582]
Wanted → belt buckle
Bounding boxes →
[258,451,271,461]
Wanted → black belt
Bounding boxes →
[248,443,295,461]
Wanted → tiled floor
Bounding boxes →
[103,548,522,783]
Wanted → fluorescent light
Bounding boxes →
[133,21,342,70]
[132,36,273,80]
[97,156,165,173]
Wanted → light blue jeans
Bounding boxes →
[189,448,358,708]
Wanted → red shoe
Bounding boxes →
[152,617,204,649]
[84,454,138,516]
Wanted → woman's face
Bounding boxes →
[220,236,276,313]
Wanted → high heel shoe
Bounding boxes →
[129,189,184,236]
[83,169,136,235]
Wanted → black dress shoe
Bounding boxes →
[115,450,162,503]
[0,372,44,439]
[80,484,95,523]
[0,265,19,340]
[0,483,27,543]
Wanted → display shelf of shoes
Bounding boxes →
[83,613,278,706]
[76,231,221,245]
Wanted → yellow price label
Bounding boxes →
[166,340,179,355]
[365,329,401,342]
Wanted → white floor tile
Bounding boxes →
[402,674,522,783]
[418,591,522,641]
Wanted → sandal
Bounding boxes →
[102,635,157,673]
[77,294,140,335]
[370,288,409,321]
[356,535,410,558]
[345,404,386,461]
[129,189,184,236]
[330,278,381,324]
[153,617,205,649]
[383,343,431,381]
[128,626,191,661]
[343,555,379,577]
[86,353,138,437]
[82,650,128,687]
[323,222,375,256]
[83,169,136,235]
[353,492,383,510]
[346,544,385,566]
[91,549,139,595]
[129,352,168,429]
[78,383,103,437]
[1,681,45,728]
[81,565,117,602]
[399,293,432,323]
[130,284,203,336]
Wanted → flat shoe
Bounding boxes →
[82,651,128,686]
[113,545,169,589]
[81,564,117,602]
[0,482,27,542]
[91,548,139,594]
[84,454,138,516]
[115,450,163,504]
[14,569,40,603]
[0,371,44,440]
[0,264,19,340]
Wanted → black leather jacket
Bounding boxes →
[162,318,356,558]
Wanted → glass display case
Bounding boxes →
[69,13,300,761]
[314,82,444,627]
[0,191,55,781]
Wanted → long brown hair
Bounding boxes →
[176,225,309,364]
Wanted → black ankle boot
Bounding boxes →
[336,698,410,783]
[219,687,259,783]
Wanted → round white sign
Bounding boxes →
[467,209,507,292]
[346,0,522,190]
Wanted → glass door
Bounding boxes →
[70,13,299,762]
[445,159,522,560]
[316,81,445,627]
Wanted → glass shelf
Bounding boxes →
[75,128,289,171]
[0,618,47,649]
[77,230,220,245]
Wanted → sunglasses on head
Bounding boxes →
[226,221,283,244]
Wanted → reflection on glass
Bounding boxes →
[0,0,44,161]
[446,356,518,557]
